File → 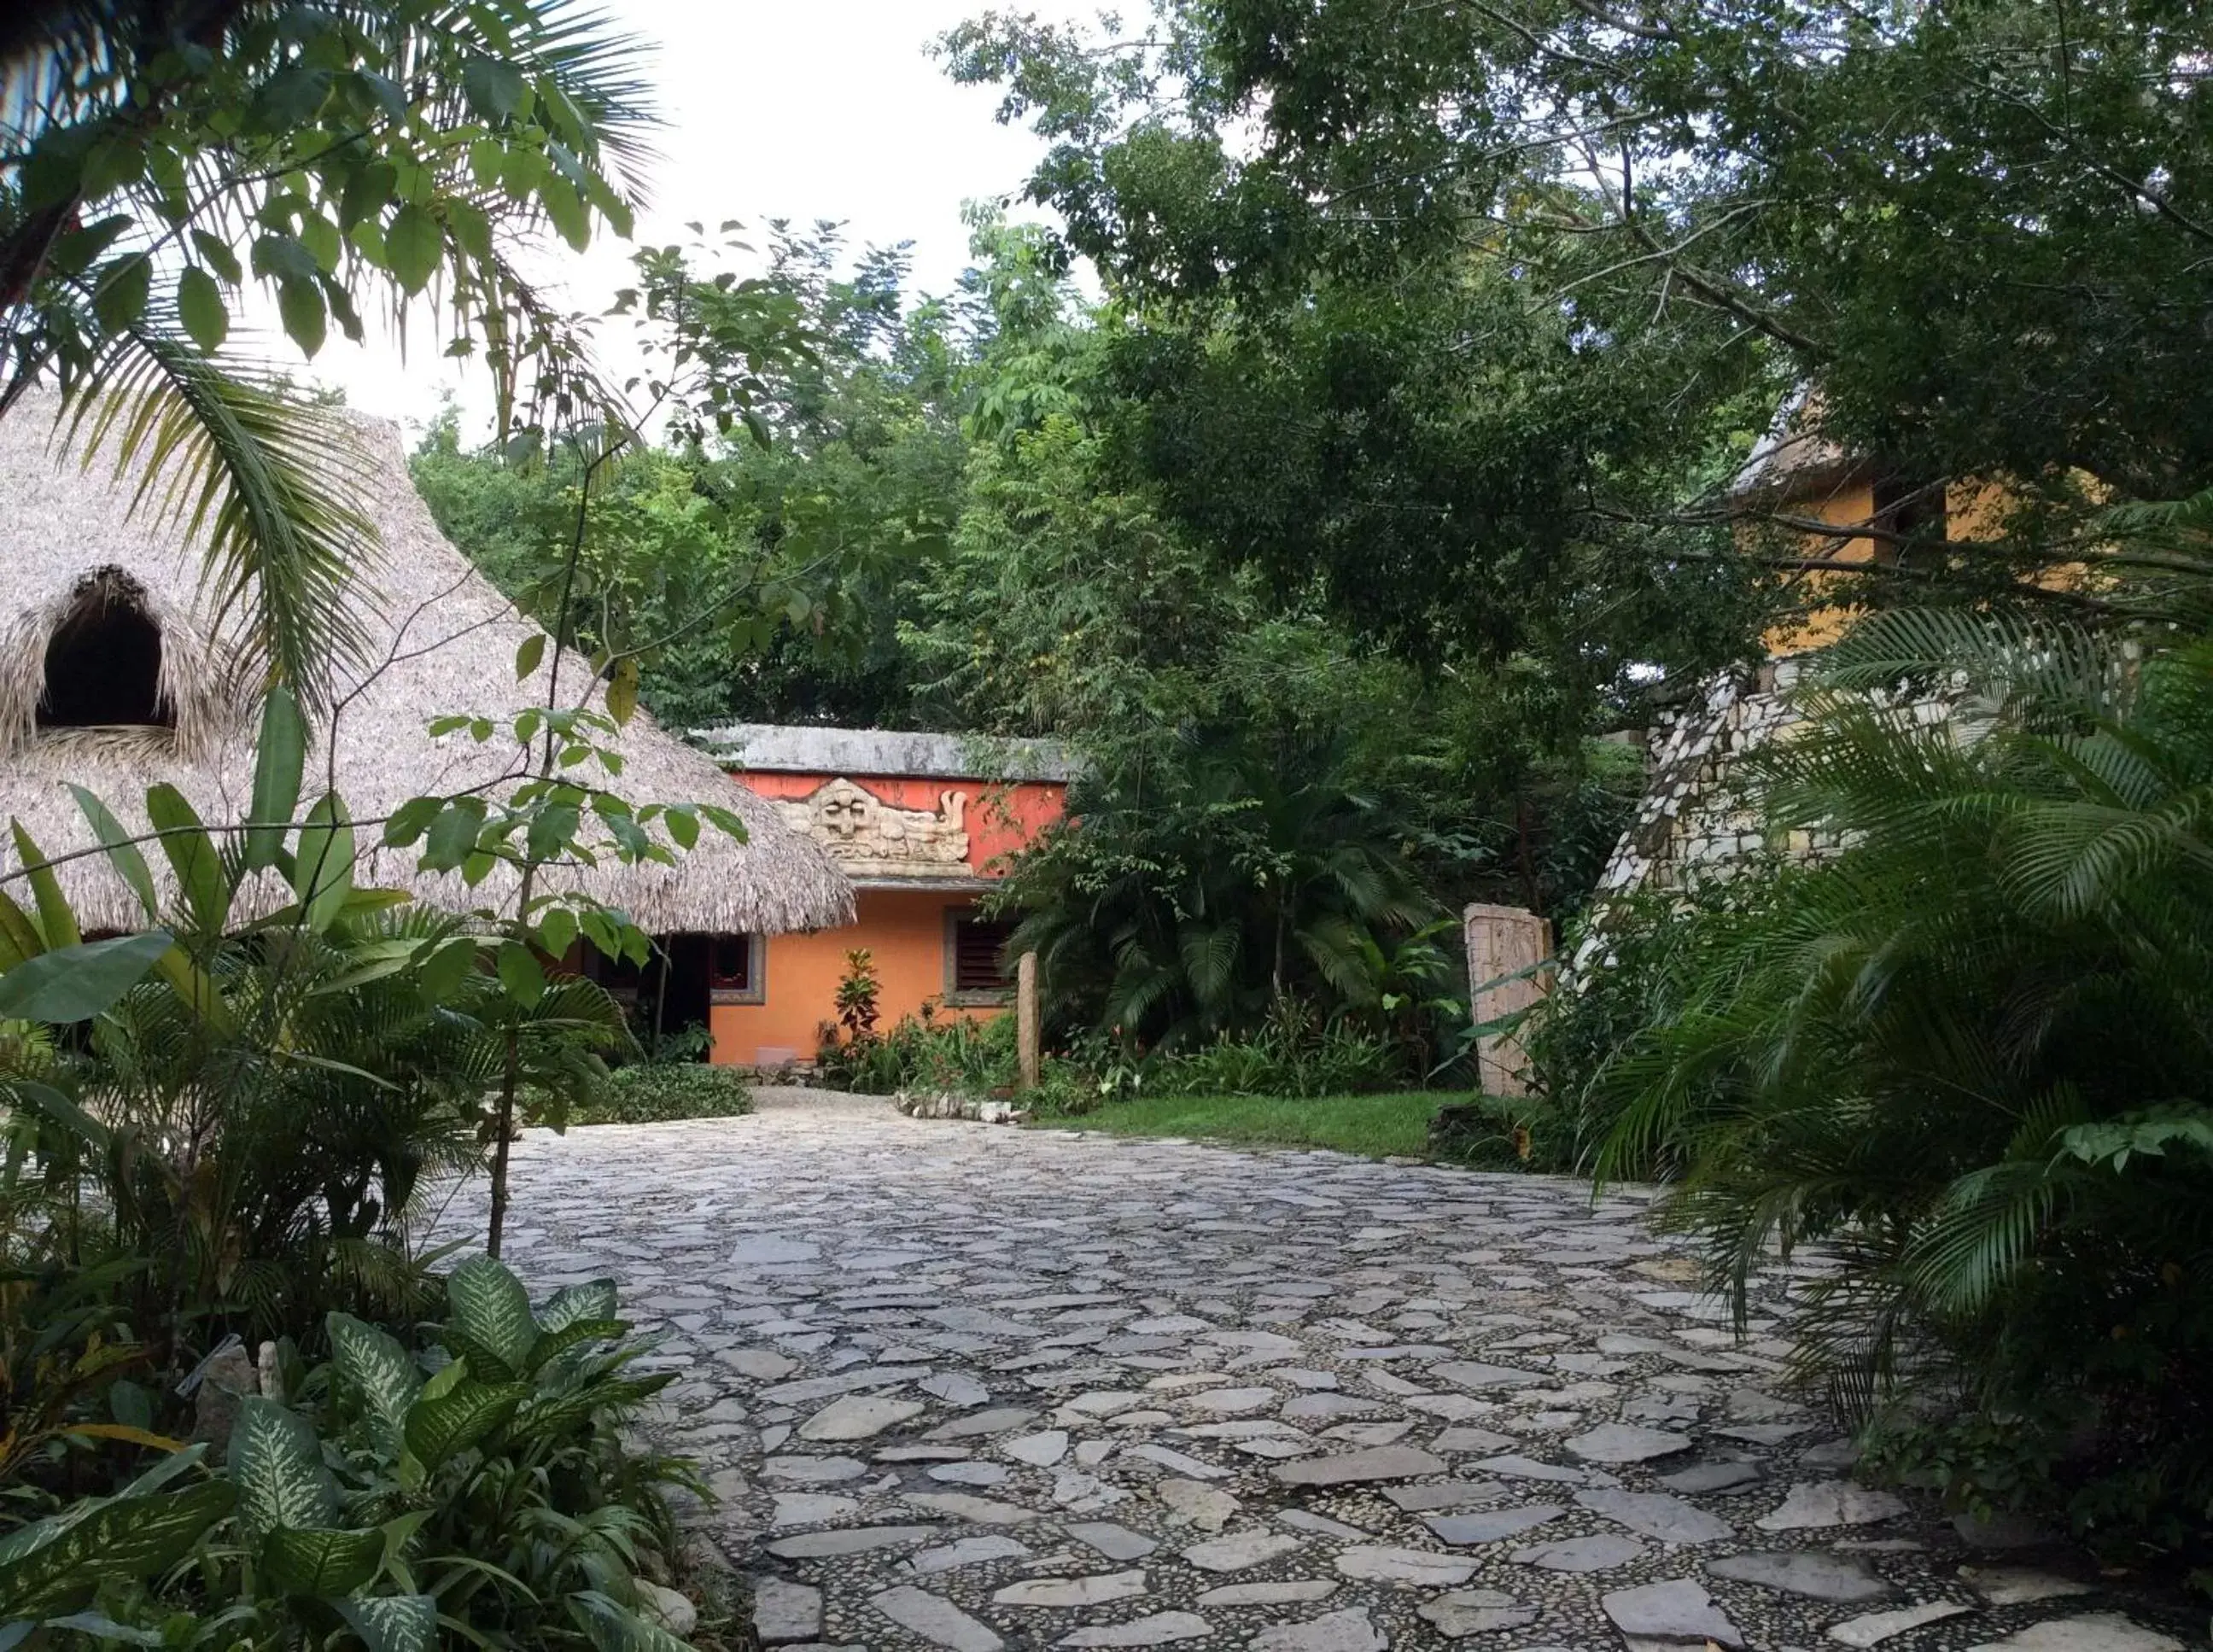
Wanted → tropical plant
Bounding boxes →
[565,1062,751,1127]
[0,686,644,1367]
[1599,608,2213,1554]
[0,1254,698,1650]
[832,949,879,1042]
[818,1003,1019,1098]
[3,0,658,700]
[1004,727,1435,1048]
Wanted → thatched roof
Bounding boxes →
[1729,386,1868,502]
[0,394,853,937]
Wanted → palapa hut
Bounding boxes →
[0,392,852,1046]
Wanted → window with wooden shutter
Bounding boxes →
[944,911,1016,1003]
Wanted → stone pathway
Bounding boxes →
[435,1090,2198,1652]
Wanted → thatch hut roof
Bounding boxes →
[0,394,853,937]
[1729,386,1868,502]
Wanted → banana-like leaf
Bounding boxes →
[0,931,174,1023]
[262,1525,385,1597]
[0,886,44,968]
[9,820,79,949]
[143,785,231,937]
[67,787,159,922]
[401,1381,527,1470]
[228,1397,336,1537]
[7,1081,112,1149]
[151,942,236,1036]
[444,1255,538,1379]
[334,1593,438,1652]
[292,792,355,933]
[327,1312,422,1455]
[0,1479,236,1619]
[246,686,308,871]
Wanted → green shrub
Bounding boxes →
[1600,610,2213,1562]
[1147,1000,1409,1099]
[0,1256,700,1650]
[1512,876,1775,1175]
[569,1062,753,1125]
[820,1005,1020,1096]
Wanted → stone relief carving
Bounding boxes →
[774,776,971,876]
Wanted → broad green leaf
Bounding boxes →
[540,179,591,252]
[534,905,577,960]
[0,932,173,1023]
[385,203,441,295]
[228,1398,336,1537]
[246,686,307,870]
[11,820,79,949]
[277,274,326,357]
[261,1525,383,1597]
[515,633,546,679]
[0,1479,235,1619]
[292,793,355,932]
[444,1256,538,1377]
[297,212,342,274]
[569,1589,695,1652]
[382,796,441,849]
[67,787,158,921]
[535,1280,618,1334]
[143,785,229,937]
[190,228,242,284]
[177,265,227,353]
[418,937,476,1004]
[664,808,698,851]
[335,1593,437,1652]
[495,940,545,1008]
[523,1316,623,1376]
[463,55,527,120]
[327,1313,421,1454]
[400,1381,525,1468]
[91,254,151,331]
[0,887,44,968]
[422,798,486,872]
[604,657,639,727]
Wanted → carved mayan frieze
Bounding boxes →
[774,776,971,877]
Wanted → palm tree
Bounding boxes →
[1,0,656,702]
[1603,605,2213,1538]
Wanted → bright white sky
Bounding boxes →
[307,0,1094,439]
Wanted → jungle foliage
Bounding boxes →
[1591,606,2213,1560]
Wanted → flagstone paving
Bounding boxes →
[436,1089,2197,1651]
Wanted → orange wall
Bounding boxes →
[709,771,1066,1068]
[710,887,998,1067]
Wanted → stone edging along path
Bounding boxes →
[435,1089,2200,1652]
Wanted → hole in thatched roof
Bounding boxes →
[38,569,172,733]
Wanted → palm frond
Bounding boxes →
[61,327,374,706]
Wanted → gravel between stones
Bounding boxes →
[433,1089,2197,1651]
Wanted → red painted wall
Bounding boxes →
[734,773,1065,875]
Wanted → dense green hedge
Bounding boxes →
[567,1063,754,1126]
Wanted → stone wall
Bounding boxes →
[1592,657,1819,907]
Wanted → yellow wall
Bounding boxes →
[709,887,999,1067]
[1760,482,1883,655]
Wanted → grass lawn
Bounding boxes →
[1042,1091,1453,1159]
